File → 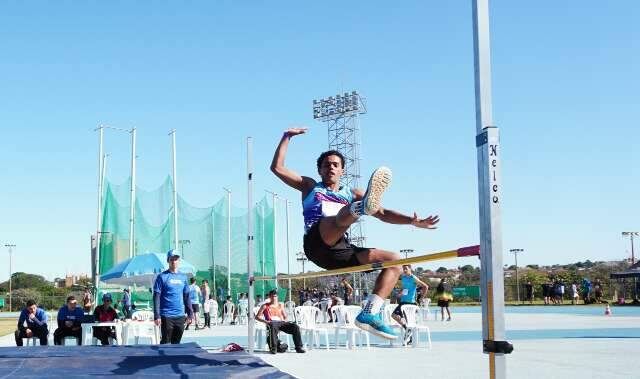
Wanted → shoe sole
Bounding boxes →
[362,167,392,215]
[354,319,398,340]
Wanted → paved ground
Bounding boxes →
[1,310,638,378]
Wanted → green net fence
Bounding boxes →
[98,177,278,304]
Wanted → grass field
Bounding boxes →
[0,318,17,337]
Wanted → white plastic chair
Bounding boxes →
[210,301,219,326]
[419,300,431,323]
[331,305,369,349]
[132,310,154,321]
[237,301,249,325]
[383,304,405,347]
[63,336,79,346]
[284,301,296,322]
[402,304,432,349]
[295,306,329,350]
[123,321,159,345]
[22,337,40,346]
[252,306,291,351]
[223,303,236,325]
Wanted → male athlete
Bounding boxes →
[391,264,429,344]
[271,127,439,339]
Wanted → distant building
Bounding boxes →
[53,274,89,288]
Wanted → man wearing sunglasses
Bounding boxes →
[255,289,305,354]
[92,293,118,345]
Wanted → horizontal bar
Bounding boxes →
[254,245,480,281]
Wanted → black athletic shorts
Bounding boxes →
[303,221,369,270]
[392,302,416,317]
[192,304,200,313]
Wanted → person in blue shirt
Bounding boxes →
[153,249,193,344]
[391,265,429,344]
[54,295,85,345]
[121,288,132,319]
[185,277,202,330]
[271,128,440,340]
[15,299,49,346]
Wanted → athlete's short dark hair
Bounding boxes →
[317,150,345,171]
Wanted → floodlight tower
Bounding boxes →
[312,91,367,247]
[313,91,367,301]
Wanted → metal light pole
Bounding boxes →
[5,244,15,312]
[129,127,137,258]
[284,198,292,302]
[169,129,179,252]
[223,188,232,297]
[265,190,278,289]
[297,251,308,289]
[400,249,415,259]
[509,249,524,303]
[622,232,639,301]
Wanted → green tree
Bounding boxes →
[436,267,448,274]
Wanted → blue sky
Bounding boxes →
[0,1,638,281]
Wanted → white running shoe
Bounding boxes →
[361,166,392,215]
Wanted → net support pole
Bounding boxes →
[285,199,292,303]
[247,137,255,354]
[94,125,104,290]
[266,190,278,289]
[472,1,511,377]
[224,188,232,297]
[170,129,179,252]
[128,127,137,259]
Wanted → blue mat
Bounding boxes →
[0,343,293,378]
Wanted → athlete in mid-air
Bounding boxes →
[271,127,439,339]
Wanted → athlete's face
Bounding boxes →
[402,266,412,275]
[318,155,344,185]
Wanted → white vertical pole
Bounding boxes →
[265,190,278,289]
[285,199,292,303]
[211,211,216,293]
[473,1,511,378]
[95,126,104,290]
[129,128,137,259]
[247,137,255,354]
[261,202,266,297]
[170,129,179,252]
[224,188,232,297]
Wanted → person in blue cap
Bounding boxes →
[15,299,49,346]
[92,293,118,345]
[153,249,193,344]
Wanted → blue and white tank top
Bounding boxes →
[400,274,417,303]
[302,182,353,232]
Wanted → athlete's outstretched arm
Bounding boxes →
[352,188,440,229]
[271,128,316,194]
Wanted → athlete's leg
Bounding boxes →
[318,207,358,246]
[355,249,402,299]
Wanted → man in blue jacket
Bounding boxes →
[153,249,193,344]
[54,295,85,345]
[15,300,49,346]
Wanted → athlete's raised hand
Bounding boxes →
[285,127,308,137]
[411,213,439,229]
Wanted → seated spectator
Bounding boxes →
[222,296,236,324]
[255,290,304,354]
[328,293,344,322]
[54,296,84,345]
[92,293,118,345]
[15,300,49,346]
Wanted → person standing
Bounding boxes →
[54,296,84,345]
[340,277,354,306]
[525,281,534,304]
[186,277,202,330]
[153,249,193,344]
[391,265,429,345]
[571,282,579,305]
[92,293,118,345]
[15,300,49,346]
[436,278,453,321]
[82,288,93,313]
[121,288,132,319]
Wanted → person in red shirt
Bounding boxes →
[255,290,305,354]
[93,293,118,345]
